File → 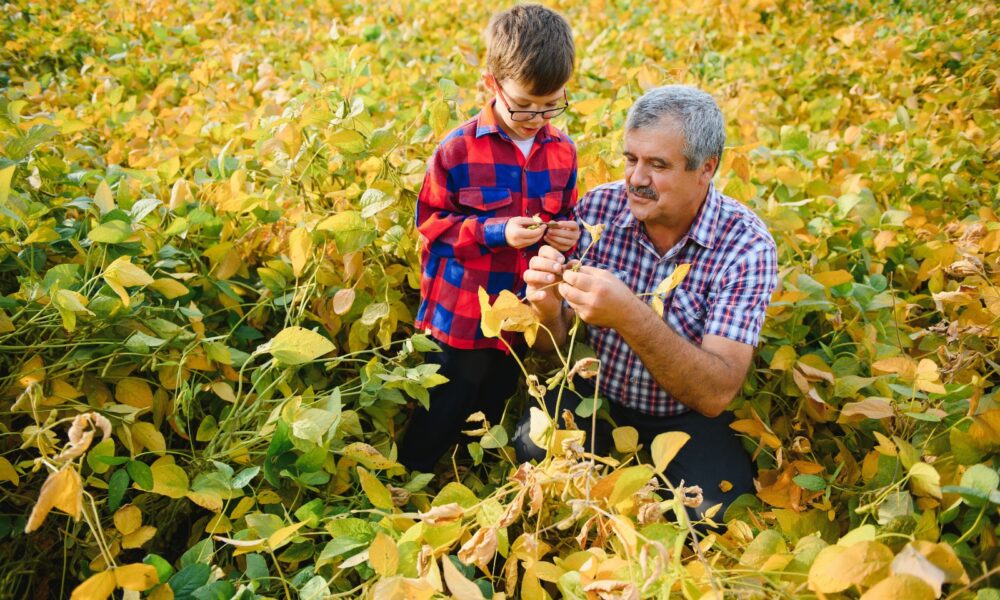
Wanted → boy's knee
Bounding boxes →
[512,416,546,463]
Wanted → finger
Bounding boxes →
[528,254,564,275]
[558,281,585,305]
[523,268,558,286]
[537,245,566,263]
[561,268,590,291]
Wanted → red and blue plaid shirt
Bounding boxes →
[574,181,778,416]
[415,102,577,350]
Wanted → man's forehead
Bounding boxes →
[623,123,685,153]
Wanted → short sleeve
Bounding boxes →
[702,238,778,346]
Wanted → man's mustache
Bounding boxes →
[628,185,657,199]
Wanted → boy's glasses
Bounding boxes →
[496,84,569,122]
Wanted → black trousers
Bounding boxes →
[398,344,521,473]
[512,382,755,523]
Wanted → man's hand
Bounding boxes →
[559,265,640,328]
[505,217,547,249]
[524,245,567,321]
[543,220,580,252]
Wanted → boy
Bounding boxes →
[399,4,580,473]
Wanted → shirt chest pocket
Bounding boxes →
[458,187,513,213]
[540,190,569,217]
[667,288,708,342]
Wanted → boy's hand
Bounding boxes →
[543,220,580,252]
[505,217,547,249]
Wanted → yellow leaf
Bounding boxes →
[114,504,143,535]
[258,326,335,365]
[0,164,15,205]
[418,503,464,526]
[132,422,166,454]
[442,554,485,600]
[122,525,157,549]
[572,97,608,116]
[341,442,400,470]
[609,465,655,507]
[113,563,160,591]
[812,270,853,288]
[651,264,691,316]
[859,574,934,600]
[150,458,189,499]
[871,356,917,380]
[210,382,237,403]
[369,531,400,577]
[94,180,116,214]
[458,526,499,570]
[612,426,639,454]
[149,278,189,299]
[18,354,45,387]
[267,521,307,550]
[839,397,894,421]
[915,359,946,394]
[651,431,690,474]
[333,288,356,315]
[357,466,394,510]
[24,225,61,244]
[908,463,942,499]
[808,541,893,593]
[371,576,437,600]
[116,377,153,409]
[169,178,192,210]
[769,345,797,371]
[527,407,553,453]
[0,309,14,333]
[0,456,19,486]
[70,570,116,600]
[718,480,733,493]
[25,466,83,533]
[289,227,312,277]
[478,288,539,346]
[103,257,154,307]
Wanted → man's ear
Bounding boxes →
[699,156,719,185]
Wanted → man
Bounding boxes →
[512,85,778,519]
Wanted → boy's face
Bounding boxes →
[484,74,567,141]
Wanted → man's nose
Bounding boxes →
[629,162,651,185]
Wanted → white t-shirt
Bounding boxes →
[513,136,535,158]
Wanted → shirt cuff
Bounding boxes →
[483,218,508,248]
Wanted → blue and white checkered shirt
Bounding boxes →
[572,181,778,416]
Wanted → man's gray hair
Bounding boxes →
[625,85,725,172]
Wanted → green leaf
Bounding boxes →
[87,220,132,243]
[480,425,509,450]
[107,469,130,512]
[167,564,211,600]
[793,474,827,492]
[143,553,174,583]
[127,460,153,491]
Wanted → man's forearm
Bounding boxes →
[615,296,744,417]
[532,306,574,353]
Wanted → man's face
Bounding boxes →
[485,75,566,141]
[622,119,716,235]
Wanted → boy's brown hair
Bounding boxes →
[485,4,575,96]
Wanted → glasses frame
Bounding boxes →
[494,83,570,122]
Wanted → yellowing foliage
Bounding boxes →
[0,0,996,598]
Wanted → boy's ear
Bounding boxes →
[482,72,498,93]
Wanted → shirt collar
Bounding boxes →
[613,182,722,250]
[475,100,558,143]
